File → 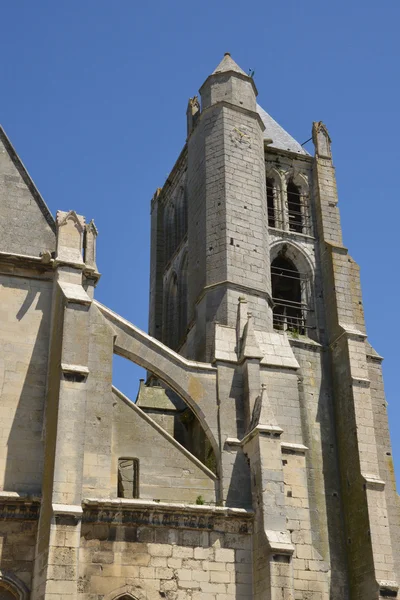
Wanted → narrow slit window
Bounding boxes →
[271,255,305,334]
[118,458,139,499]
[287,180,303,233]
[266,178,276,227]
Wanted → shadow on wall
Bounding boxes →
[2,277,52,495]
[300,349,350,598]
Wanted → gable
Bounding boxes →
[0,126,55,257]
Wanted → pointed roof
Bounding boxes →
[240,313,263,361]
[0,125,56,256]
[212,52,247,76]
[257,104,309,155]
[0,126,55,231]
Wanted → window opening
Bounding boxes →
[271,255,307,334]
[178,255,188,344]
[117,458,139,499]
[164,273,179,350]
[266,178,276,228]
[287,180,303,233]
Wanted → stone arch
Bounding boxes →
[103,584,145,600]
[96,301,220,464]
[0,571,29,600]
[270,240,315,333]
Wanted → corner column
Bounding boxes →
[32,211,93,600]
[313,123,398,599]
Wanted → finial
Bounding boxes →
[224,52,231,56]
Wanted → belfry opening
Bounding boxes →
[271,254,304,333]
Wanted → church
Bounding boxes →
[0,53,399,600]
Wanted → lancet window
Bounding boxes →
[266,177,276,227]
[178,254,188,344]
[287,179,304,233]
[266,172,312,235]
[164,272,179,350]
[271,255,307,333]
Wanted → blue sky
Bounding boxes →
[1,1,399,479]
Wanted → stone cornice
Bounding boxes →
[82,498,253,534]
[0,250,54,279]
[0,492,41,521]
[196,280,274,309]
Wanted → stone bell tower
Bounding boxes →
[148,53,400,600]
[185,53,273,361]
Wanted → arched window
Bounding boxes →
[271,255,304,333]
[164,203,176,263]
[164,273,179,349]
[178,254,188,344]
[266,177,276,228]
[287,179,303,233]
[182,187,188,237]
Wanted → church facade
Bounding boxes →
[0,53,399,600]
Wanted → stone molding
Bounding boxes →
[82,498,253,534]
[0,494,40,521]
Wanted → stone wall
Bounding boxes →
[0,502,38,593]
[111,390,216,504]
[0,273,53,494]
[79,508,252,600]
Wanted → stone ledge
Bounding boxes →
[362,474,385,490]
[59,280,91,305]
[241,425,283,447]
[52,503,83,517]
[281,442,308,454]
[82,498,254,534]
[0,491,41,502]
[61,363,90,375]
[0,493,41,521]
[289,337,322,352]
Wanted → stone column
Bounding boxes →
[32,211,93,600]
